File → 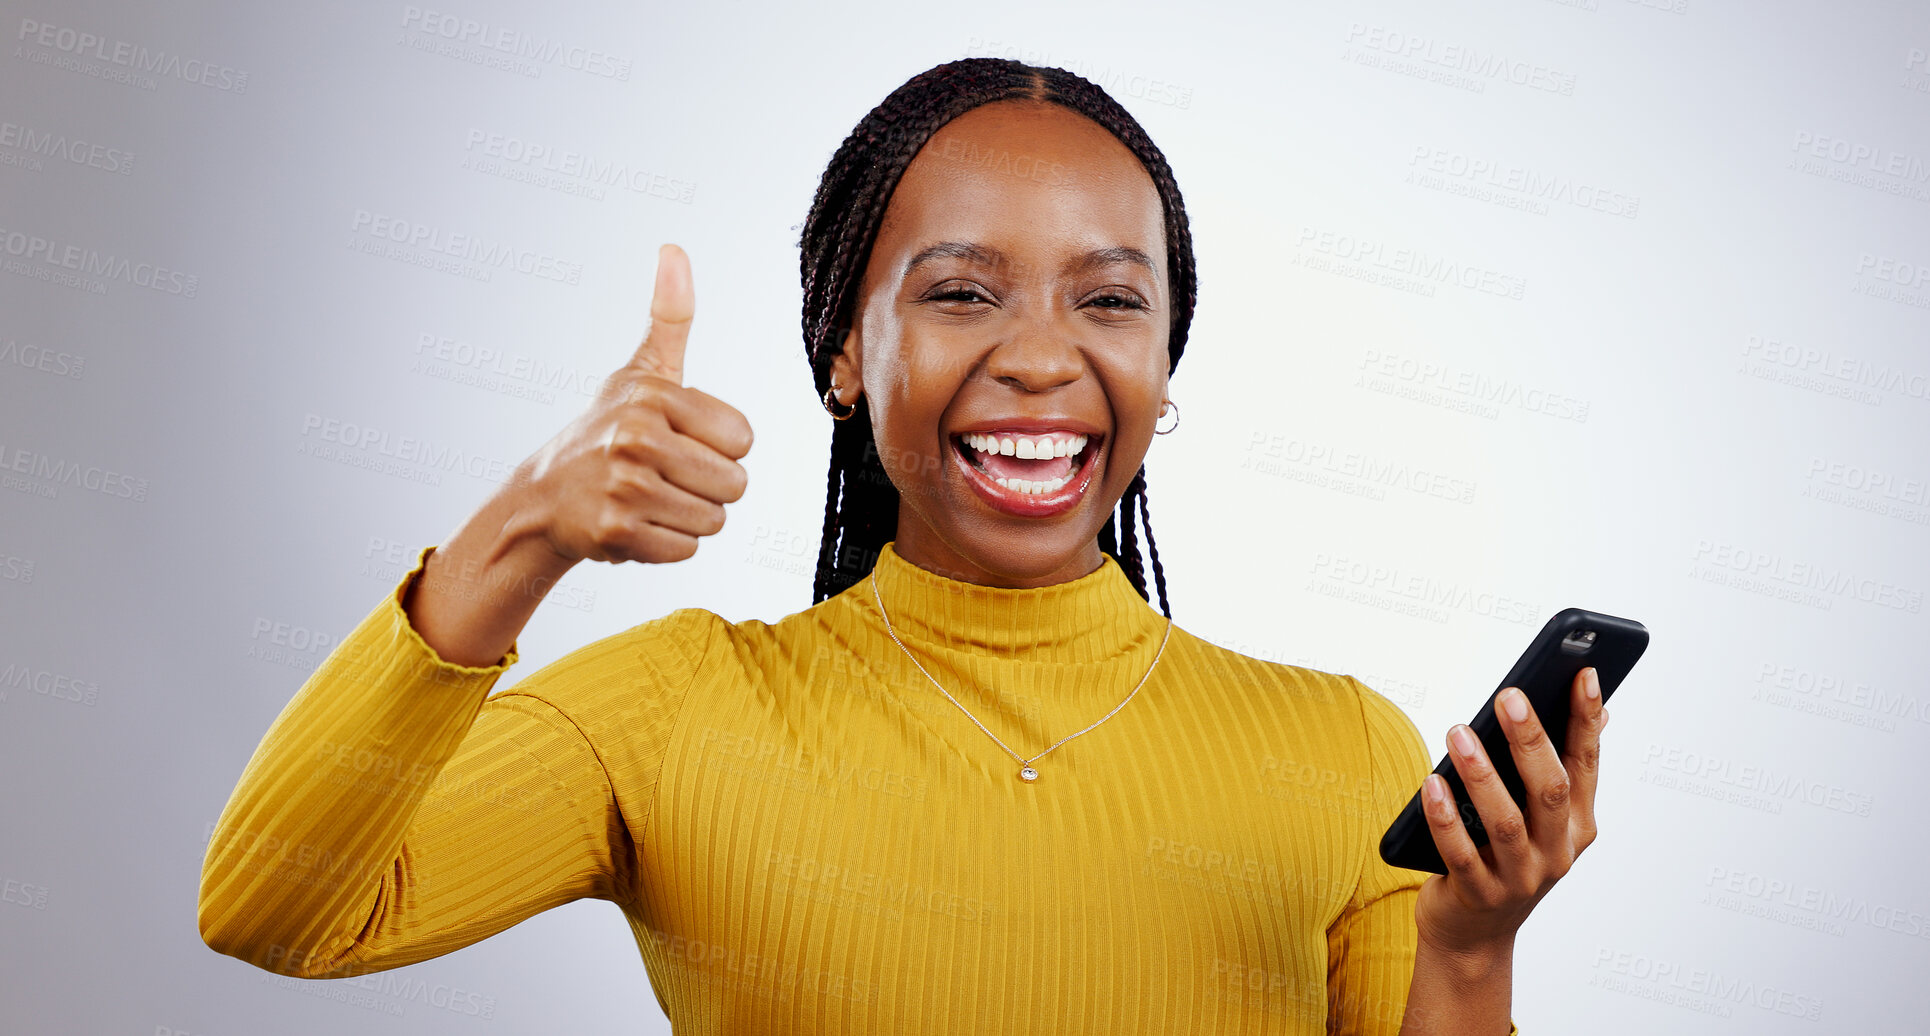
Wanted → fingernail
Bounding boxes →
[1424,774,1445,807]
[1501,688,1528,724]
[1585,668,1601,700]
[1450,724,1478,758]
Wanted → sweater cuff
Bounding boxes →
[385,543,520,676]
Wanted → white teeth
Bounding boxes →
[961,432,1090,458]
[993,473,1073,495]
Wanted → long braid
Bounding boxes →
[801,58,1198,610]
[1136,470,1172,617]
[811,430,846,605]
[1115,469,1143,596]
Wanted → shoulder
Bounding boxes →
[1181,633,1427,766]
[483,606,737,738]
[507,591,863,701]
[510,606,731,691]
[1344,673,1432,785]
[1173,629,1371,711]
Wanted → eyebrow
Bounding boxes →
[902,240,1158,280]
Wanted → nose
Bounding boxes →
[984,313,1083,393]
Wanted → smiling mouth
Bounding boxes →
[950,430,1101,497]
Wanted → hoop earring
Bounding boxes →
[1154,400,1179,435]
[823,386,857,421]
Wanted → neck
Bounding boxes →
[860,540,1166,662]
[889,522,1108,590]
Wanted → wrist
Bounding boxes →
[1415,931,1515,983]
[422,486,575,616]
[472,475,575,581]
[1402,931,1516,1036]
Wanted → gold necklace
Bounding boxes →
[869,570,1175,783]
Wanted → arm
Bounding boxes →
[1326,680,1520,1036]
[198,243,748,976]
[196,544,709,977]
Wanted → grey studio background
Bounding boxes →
[2,0,1927,1032]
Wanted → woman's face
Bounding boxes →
[830,99,1172,589]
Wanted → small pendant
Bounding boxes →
[1019,766,1039,783]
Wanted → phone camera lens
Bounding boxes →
[1560,629,1597,654]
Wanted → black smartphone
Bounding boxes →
[1378,608,1649,875]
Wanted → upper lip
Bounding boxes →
[951,417,1106,438]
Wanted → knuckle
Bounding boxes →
[604,461,645,500]
[593,414,633,457]
[1488,812,1528,846]
[614,424,667,468]
[589,506,633,549]
[1539,775,1572,812]
[1443,846,1480,873]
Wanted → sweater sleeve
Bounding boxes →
[1325,678,1520,1036]
[197,544,715,979]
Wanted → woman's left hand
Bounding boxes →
[1413,666,1609,959]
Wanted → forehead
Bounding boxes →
[870,100,1166,275]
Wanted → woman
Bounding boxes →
[199,59,1606,1034]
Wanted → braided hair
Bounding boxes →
[799,58,1197,617]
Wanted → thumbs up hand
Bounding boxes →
[515,244,755,566]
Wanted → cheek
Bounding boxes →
[866,346,959,491]
[1099,351,1169,413]
[877,329,971,411]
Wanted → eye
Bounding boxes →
[1087,292,1147,311]
[920,281,996,307]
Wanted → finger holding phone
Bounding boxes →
[1414,665,1611,957]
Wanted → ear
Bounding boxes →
[827,327,864,405]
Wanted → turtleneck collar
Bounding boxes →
[851,540,1170,664]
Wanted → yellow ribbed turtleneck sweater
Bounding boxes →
[199,540,1518,1034]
